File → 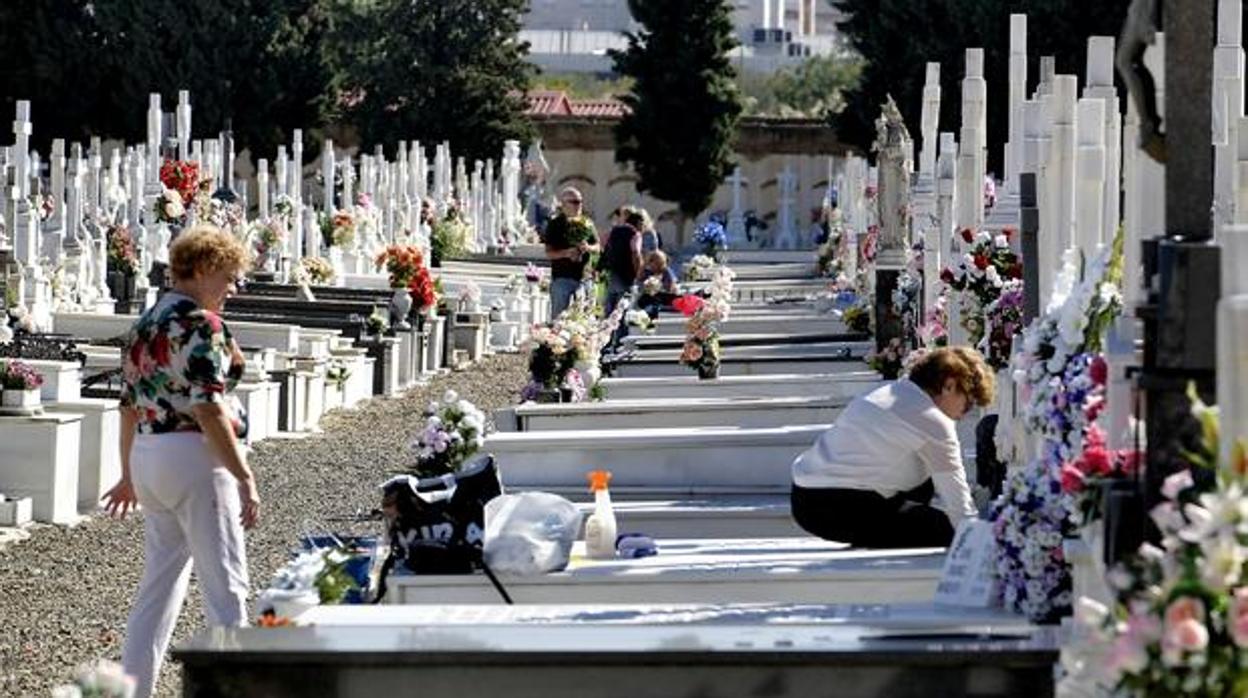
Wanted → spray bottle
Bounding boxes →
[584,469,617,559]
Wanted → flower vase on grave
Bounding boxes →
[0,388,42,413]
[390,288,414,331]
[106,271,137,314]
[534,387,562,404]
[697,363,720,380]
[574,359,601,388]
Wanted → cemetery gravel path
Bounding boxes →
[0,353,527,697]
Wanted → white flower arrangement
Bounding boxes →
[410,390,488,476]
[52,659,136,698]
[682,254,717,282]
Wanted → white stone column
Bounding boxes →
[291,129,306,260]
[1007,15,1028,193]
[257,159,270,220]
[1084,36,1122,242]
[1214,0,1244,233]
[275,146,289,199]
[1050,76,1078,257]
[936,132,963,346]
[919,62,941,182]
[176,90,192,161]
[1218,225,1248,465]
[322,139,335,212]
[48,139,66,230]
[1075,98,1106,256]
[956,49,986,233]
[145,94,162,190]
[727,165,747,246]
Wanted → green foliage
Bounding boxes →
[832,0,1131,168]
[740,53,864,118]
[611,0,744,221]
[314,550,359,604]
[532,72,634,100]
[327,0,536,162]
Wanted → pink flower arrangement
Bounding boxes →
[1072,386,1248,695]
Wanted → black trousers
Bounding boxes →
[790,479,955,549]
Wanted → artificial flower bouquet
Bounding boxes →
[323,210,356,249]
[840,298,872,334]
[152,188,185,224]
[682,254,716,282]
[678,266,734,376]
[866,336,906,378]
[291,257,335,286]
[940,227,1023,361]
[51,659,136,698]
[1071,386,1248,698]
[106,224,139,276]
[520,295,620,401]
[0,360,44,390]
[626,308,655,334]
[159,158,200,205]
[694,219,728,256]
[410,390,488,477]
[249,219,286,259]
[374,244,426,289]
[431,207,472,262]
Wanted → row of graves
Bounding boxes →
[18,4,1248,695]
[0,90,558,529]
[172,13,1085,692]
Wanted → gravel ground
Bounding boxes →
[0,353,527,697]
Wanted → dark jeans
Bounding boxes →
[790,479,955,549]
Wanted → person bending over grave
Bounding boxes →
[789,347,994,549]
[102,224,259,698]
[637,250,679,316]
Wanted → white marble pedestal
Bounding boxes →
[0,413,84,523]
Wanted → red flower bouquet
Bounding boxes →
[160,159,200,205]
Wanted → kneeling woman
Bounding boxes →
[790,347,994,549]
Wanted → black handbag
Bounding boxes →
[373,454,512,603]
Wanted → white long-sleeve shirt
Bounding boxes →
[791,378,977,525]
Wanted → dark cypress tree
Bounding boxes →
[832,0,1133,171]
[610,0,744,239]
[328,0,536,163]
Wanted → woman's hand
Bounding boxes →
[238,478,261,530]
[102,478,139,519]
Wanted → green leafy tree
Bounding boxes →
[832,0,1132,170]
[328,0,535,163]
[611,0,744,238]
[739,52,864,118]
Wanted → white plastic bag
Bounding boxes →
[483,492,583,575]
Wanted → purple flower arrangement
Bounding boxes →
[0,360,44,391]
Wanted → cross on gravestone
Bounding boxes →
[1112,0,1221,558]
[176,91,192,161]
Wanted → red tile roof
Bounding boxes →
[526,90,628,119]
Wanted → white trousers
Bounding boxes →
[121,433,249,698]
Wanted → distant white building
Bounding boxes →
[522,0,847,75]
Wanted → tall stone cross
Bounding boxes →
[873,95,912,361]
[1114,0,1220,553]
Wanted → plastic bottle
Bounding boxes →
[583,469,617,559]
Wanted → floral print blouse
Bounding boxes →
[121,291,247,438]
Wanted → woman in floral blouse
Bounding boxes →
[102,224,257,698]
